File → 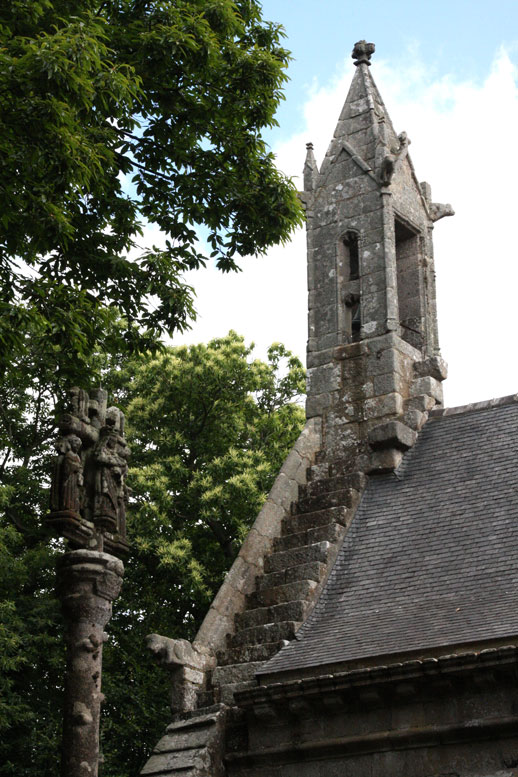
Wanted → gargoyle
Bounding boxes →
[146,633,210,671]
[429,202,455,222]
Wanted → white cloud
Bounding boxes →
[173,48,518,406]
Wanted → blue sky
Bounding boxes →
[262,0,518,111]
[166,2,518,407]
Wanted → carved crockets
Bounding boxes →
[47,387,130,557]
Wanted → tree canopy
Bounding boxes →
[0,0,303,375]
[0,332,305,775]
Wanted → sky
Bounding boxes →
[169,1,518,408]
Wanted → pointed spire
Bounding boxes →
[318,41,399,179]
[303,142,320,191]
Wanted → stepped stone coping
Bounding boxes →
[193,419,321,655]
[281,505,350,533]
[249,579,318,608]
[259,401,518,675]
[217,639,288,666]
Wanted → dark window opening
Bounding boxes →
[395,218,423,348]
[344,231,359,280]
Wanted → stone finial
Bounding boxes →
[352,40,375,66]
[303,142,320,192]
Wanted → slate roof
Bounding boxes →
[260,397,518,677]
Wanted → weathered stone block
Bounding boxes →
[306,393,332,419]
[368,420,417,451]
[274,522,342,553]
[361,269,386,296]
[367,448,404,474]
[218,680,256,706]
[361,290,387,327]
[373,371,405,397]
[141,747,207,774]
[307,363,341,395]
[407,394,435,413]
[264,542,331,574]
[410,376,443,402]
[212,662,263,686]
[285,561,326,584]
[218,640,284,666]
[267,473,296,511]
[308,332,340,352]
[296,488,354,514]
[237,600,308,631]
[307,348,335,368]
[252,500,284,541]
[333,340,368,360]
[366,347,406,377]
[368,332,421,361]
[414,355,448,381]
[230,621,301,647]
[282,506,349,535]
[364,392,403,419]
[252,580,318,608]
[403,408,427,431]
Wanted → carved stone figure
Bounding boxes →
[380,132,410,187]
[68,387,90,423]
[50,434,83,518]
[92,424,128,534]
[47,389,129,553]
[48,390,129,777]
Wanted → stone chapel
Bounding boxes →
[141,41,518,777]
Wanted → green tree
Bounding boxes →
[0,332,305,775]
[0,329,71,775]
[0,0,303,374]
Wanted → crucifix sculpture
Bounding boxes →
[46,387,130,777]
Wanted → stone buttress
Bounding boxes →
[140,41,454,777]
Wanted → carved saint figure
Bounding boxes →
[50,434,83,517]
[92,410,129,535]
[68,386,90,423]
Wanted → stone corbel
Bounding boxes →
[146,634,215,715]
[367,420,417,474]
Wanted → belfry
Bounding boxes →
[302,38,453,476]
[142,42,518,777]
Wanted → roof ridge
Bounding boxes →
[430,393,518,419]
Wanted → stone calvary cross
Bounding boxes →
[46,387,130,777]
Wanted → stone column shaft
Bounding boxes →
[57,550,124,777]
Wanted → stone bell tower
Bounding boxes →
[303,40,453,473]
[140,42,459,777]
